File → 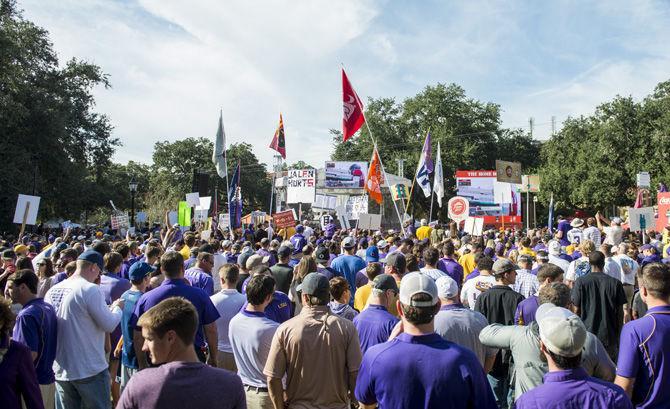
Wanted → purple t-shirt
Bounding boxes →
[117,361,245,409]
[356,269,369,288]
[437,257,464,287]
[353,305,399,354]
[100,273,132,305]
[12,298,58,384]
[465,268,480,281]
[557,220,571,246]
[514,295,539,326]
[131,279,220,348]
[52,271,68,284]
[256,248,276,267]
[515,368,631,409]
[355,333,497,409]
[0,338,43,409]
[616,305,670,408]
[184,267,214,296]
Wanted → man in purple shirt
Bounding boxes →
[118,297,245,409]
[256,238,276,267]
[515,304,632,409]
[242,265,292,324]
[437,241,464,287]
[355,272,497,409]
[515,264,564,325]
[7,270,58,408]
[556,216,571,247]
[353,275,399,353]
[615,262,670,408]
[131,251,220,368]
[184,252,215,296]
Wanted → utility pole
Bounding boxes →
[529,117,535,138]
[396,159,405,178]
[551,116,556,136]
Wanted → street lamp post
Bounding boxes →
[129,176,138,228]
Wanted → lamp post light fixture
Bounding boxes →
[129,176,138,228]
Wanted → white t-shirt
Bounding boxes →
[567,228,583,244]
[210,289,246,352]
[604,226,624,246]
[420,267,447,281]
[582,226,602,247]
[613,254,639,285]
[565,256,590,282]
[548,255,570,274]
[461,275,496,309]
[45,276,122,381]
[603,257,622,282]
[211,253,228,292]
[228,311,279,387]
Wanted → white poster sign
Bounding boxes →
[314,194,337,210]
[197,196,212,211]
[637,172,651,189]
[186,192,200,207]
[13,194,41,225]
[628,207,655,232]
[346,195,368,220]
[448,196,470,223]
[335,205,351,229]
[287,169,316,204]
[493,182,513,204]
[218,213,230,229]
[168,211,178,226]
[464,217,484,236]
[358,213,382,230]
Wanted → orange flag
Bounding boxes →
[365,148,384,204]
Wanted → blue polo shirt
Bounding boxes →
[12,298,58,384]
[355,333,497,409]
[131,279,220,348]
[120,289,143,369]
[353,305,399,354]
[616,305,670,408]
[515,368,631,409]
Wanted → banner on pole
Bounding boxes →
[286,169,316,204]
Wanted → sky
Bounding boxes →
[19,0,670,170]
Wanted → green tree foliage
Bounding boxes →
[331,83,540,218]
[539,80,670,212]
[0,1,118,230]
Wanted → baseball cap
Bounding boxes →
[237,250,255,268]
[611,217,622,225]
[78,250,104,271]
[13,244,28,254]
[2,249,16,259]
[493,258,518,275]
[377,240,389,249]
[372,274,399,292]
[518,254,534,264]
[342,236,356,249]
[365,246,380,262]
[399,272,439,307]
[385,252,406,272]
[128,262,155,281]
[246,254,264,270]
[536,303,587,357]
[295,224,304,233]
[296,272,329,298]
[277,245,291,258]
[548,240,561,256]
[436,275,459,299]
[640,244,653,251]
[315,246,329,263]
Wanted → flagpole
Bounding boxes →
[403,128,430,218]
[219,110,234,237]
[429,188,435,224]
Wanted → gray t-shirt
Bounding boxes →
[117,361,245,409]
[434,304,496,368]
[210,289,246,353]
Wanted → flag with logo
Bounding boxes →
[547,193,554,233]
[212,111,228,179]
[365,148,384,204]
[415,132,433,197]
[342,69,366,142]
[228,162,242,229]
[269,113,286,159]
[433,141,444,207]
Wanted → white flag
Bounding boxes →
[212,111,227,179]
[433,141,444,207]
[415,132,432,198]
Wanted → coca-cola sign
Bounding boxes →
[657,193,670,231]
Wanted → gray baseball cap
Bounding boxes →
[399,272,438,307]
[492,258,518,275]
[536,303,587,357]
[342,236,356,249]
[385,252,406,273]
[371,274,398,292]
[436,275,459,299]
[296,272,329,298]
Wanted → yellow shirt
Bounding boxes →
[519,247,536,258]
[458,253,477,276]
[179,245,191,260]
[416,226,433,241]
[278,227,296,241]
[354,284,372,312]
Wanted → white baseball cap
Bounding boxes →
[436,275,459,299]
[536,303,587,358]
[548,240,561,256]
[399,272,439,307]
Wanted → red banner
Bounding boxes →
[657,193,670,232]
[273,210,296,229]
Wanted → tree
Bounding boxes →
[0,1,118,230]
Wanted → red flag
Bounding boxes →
[366,148,384,204]
[269,113,286,159]
[342,69,365,142]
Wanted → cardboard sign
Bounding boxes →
[448,196,470,223]
[273,210,296,229]
[520,175,540,193]
[335,205,351,230]
[111,214,129,230]
[464,217,484,236]
[193,208,209,222]
[13,194,41,225]
[286,169,316,204]
[320,215,332,230]
[186,192,200,207]
[495,160,522,184]
[493,181,514,204]
[218,214,230,229]
[628,207,655,232]
[197,196,212,210]
[637,172,651,189]
[168,211,178,226]
[358,213,382,230]
[314,194,337,210]
[178,201,191,227]
[390,184,410,201]
[346,195,368,220]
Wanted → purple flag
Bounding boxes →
[422,132,434,173]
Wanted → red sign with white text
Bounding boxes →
[657,193,670,232]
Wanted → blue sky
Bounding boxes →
[20,0,670,169]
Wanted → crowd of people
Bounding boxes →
[1,210,669,408]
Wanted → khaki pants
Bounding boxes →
[41,383,55,409]
[623,284,635,308]
[244,386,273,409]
[217,350,237,372]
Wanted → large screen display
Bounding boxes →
[324,161,367,189]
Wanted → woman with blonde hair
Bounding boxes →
[289,256,318,315]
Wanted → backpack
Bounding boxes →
[574,259,591,278]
